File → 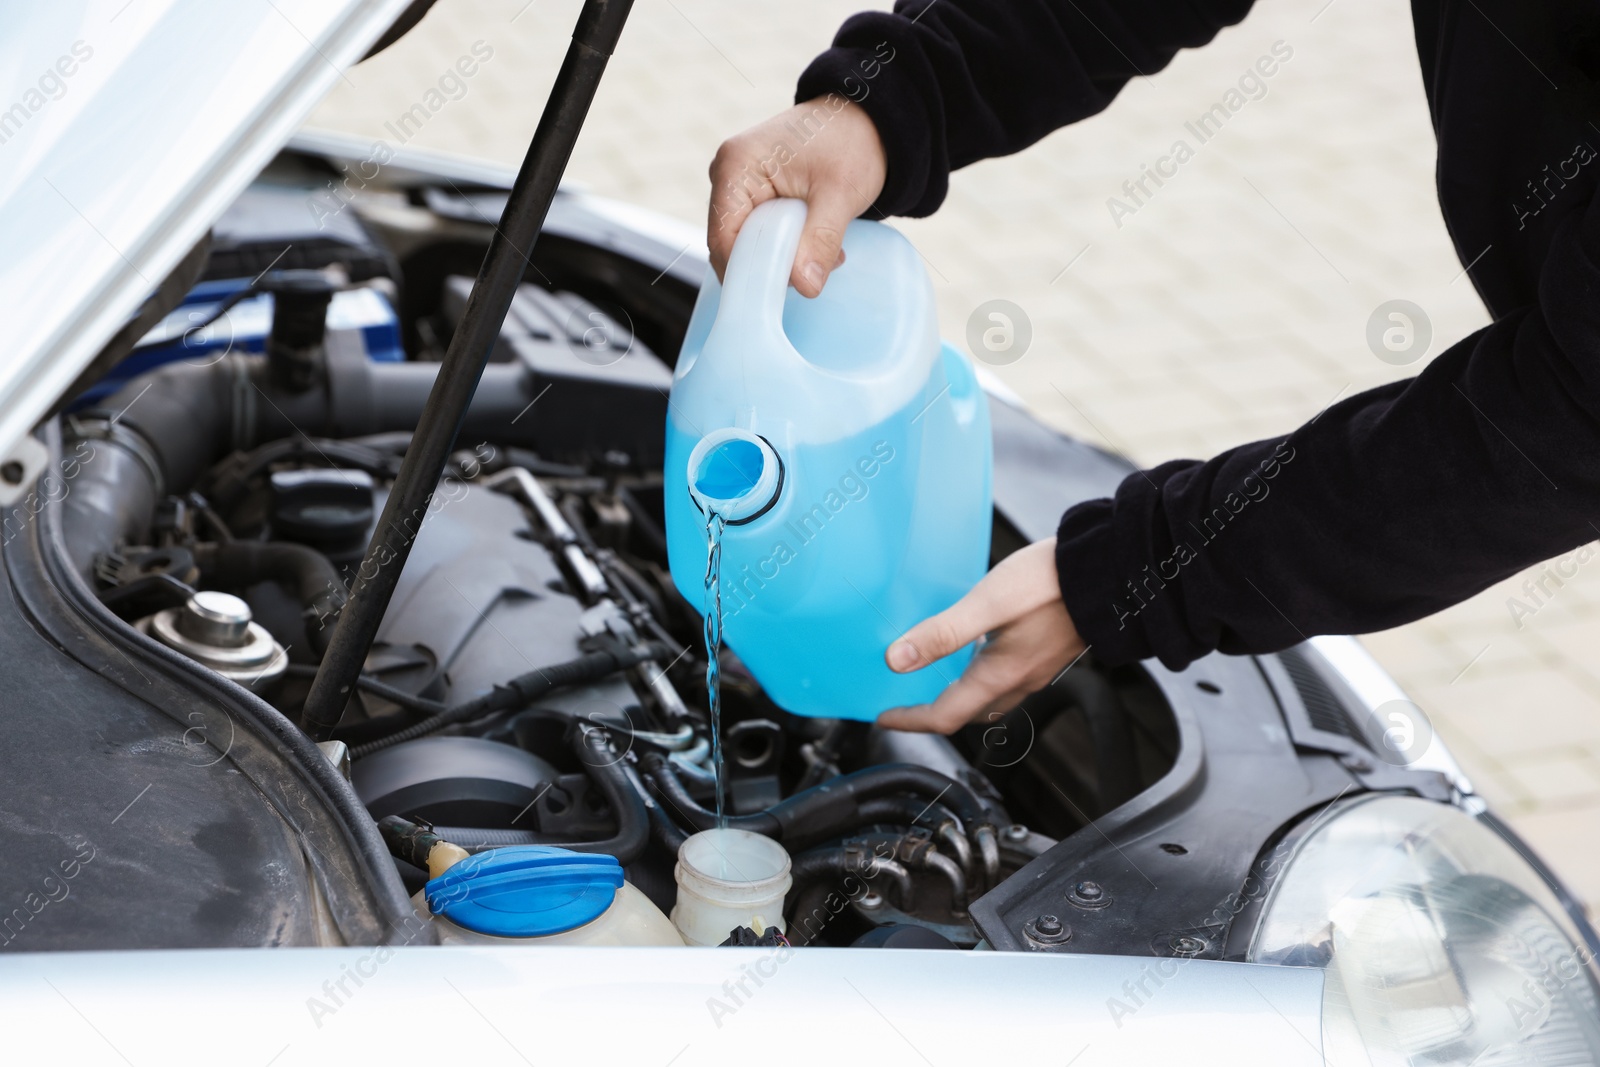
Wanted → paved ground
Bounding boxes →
[309,0,1600,908]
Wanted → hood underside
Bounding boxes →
[0,0,411,478]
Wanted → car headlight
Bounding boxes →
[1248,794,1600,1064]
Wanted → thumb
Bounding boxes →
[887,593,993,674]
[790,185,858,298]
[885,539,1061,673]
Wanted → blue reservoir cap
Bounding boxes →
[425,846,623,938]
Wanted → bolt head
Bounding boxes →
[1035,914,1063,937]
[1003,823,1029,842]
[1074,880,1103,901]
[859,892,884,910]
[1170,935,1205,955]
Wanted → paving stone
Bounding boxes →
[1507,801,1600,911]
[1502,750,1600,810]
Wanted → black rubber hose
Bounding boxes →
[428,726,649,864]
[349,641,669,759]
[193,541,347,655]
[378,814,455,872]
[642,756,994,852]
[641,751,782,837]
[857,795,957,831]
[842,829,968,911]
[283,663,445,715]
[645,789,689,854]
[784,847,913,947]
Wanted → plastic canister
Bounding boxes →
[418,845,682,946]
[670,828,792,947]
[664,197,992,720]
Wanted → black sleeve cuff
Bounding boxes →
[1055,496,1156,666]
[795,16,948,218]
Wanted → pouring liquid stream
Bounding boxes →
[703,510,729,836]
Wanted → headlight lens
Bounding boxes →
[1250,794,1600,1064]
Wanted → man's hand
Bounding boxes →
[878,539,1086,734]
[708,95,887,298]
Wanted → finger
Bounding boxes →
[878,678,1032,735]
[707,142,775,281]
[886,539,1059,673]
[789,183,860,297]
[886,590,1003,674]
[879,650,1032,734]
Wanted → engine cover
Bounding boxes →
[369,475,640,721]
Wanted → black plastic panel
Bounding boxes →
[0,445,422,951]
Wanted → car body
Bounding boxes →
[1,4,1596,1064]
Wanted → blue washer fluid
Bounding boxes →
[665,198,992,721]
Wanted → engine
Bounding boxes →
[60,252,1177,950]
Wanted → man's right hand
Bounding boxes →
[707,95,887,298]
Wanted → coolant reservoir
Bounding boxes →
[665,198,992,719]
[416,846,682,946]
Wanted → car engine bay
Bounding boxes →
[9,145,1464,955]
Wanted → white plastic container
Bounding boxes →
[671,828,792,947]
[415,845,683,946]
[664,198,992,720]
[416,881,683,946]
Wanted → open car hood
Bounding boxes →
[0,0,412,480]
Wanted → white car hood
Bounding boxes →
[0,0,411,480]
[1,945,1328,1064]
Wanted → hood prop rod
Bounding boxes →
[300,0,636,741]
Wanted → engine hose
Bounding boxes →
[192,541,347,655]
[974,826,1001,896]
[426,727,649,864]
[924,850,969,913]
[348,641,671,759]
[784,847,913,947]
[642,755,996,856]
[844,830,968,915]
[283,663,445,716]
[854,795,976,891]
[645,789,689,853]
[625,759,688,853]
[641,753,781,837]
[855,794,954,830]
[378,814,469,879]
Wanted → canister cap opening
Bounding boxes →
[687,430,782,524]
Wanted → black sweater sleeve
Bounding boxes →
[1059,185,1600,667]
[795,0,1256,217]
[795,0,1600,671]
